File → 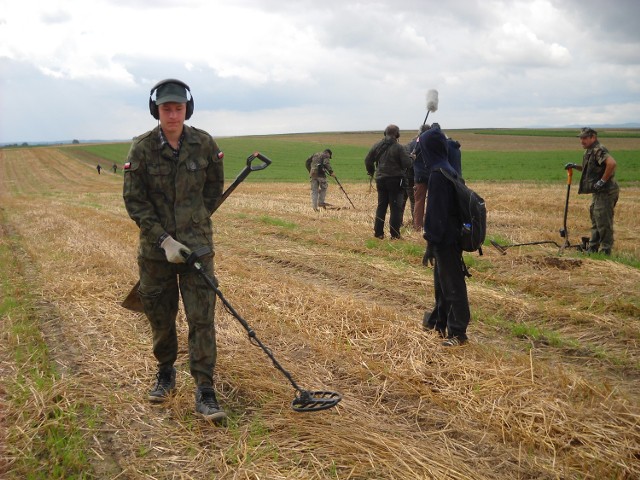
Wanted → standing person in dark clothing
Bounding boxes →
[364,124,412,239]
[112,163,118,174]
[421,124,470,347]
[412,124,433,231]
[123,78,226,421]
[564,127,619,255]
[96,164,102,174]
[447,137,462,175]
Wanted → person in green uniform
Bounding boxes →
[123,78,226,421]
[308,149,334,211]
[565,127,619,255]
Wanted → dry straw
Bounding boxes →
[1,147,638,479]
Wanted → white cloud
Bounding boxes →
[1,0,639,143]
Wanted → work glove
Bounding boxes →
[593,179,606,192]
[160,235,191,264]
[564,163,579,170]
[422,242,435,267]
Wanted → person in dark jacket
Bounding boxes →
[123,78,226,421]
[447,137,462,175]
[412,124,435,231]
[421,124,471,347]
[364,124,412,239]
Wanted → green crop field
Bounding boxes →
[72,129,640,183]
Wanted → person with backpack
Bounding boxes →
[307,148,334,211]
[421,124,471,347]
[365,125,412,239]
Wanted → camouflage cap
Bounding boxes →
[155,82,188,105]
[577,127,598,138]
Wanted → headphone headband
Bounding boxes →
[148,78,194,120]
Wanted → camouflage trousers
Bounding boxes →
[137,255,217,386]
[589,188,619,253]
[310,177,328,210]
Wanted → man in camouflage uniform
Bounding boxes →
[123,78,226,421]
[565,127,619,255]
[308,148,334,211]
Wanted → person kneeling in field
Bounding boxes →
[421,124,471,347]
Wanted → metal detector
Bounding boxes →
[332,175,356,209]
[121,152,272,313]
[490,239,562,255]
[182,248,342,413]
[490,167,586,255]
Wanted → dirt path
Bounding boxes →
[1,147,638,479]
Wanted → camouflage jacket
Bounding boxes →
[123,125,224,260]
[578,141,618,194]
[309,151,333,178]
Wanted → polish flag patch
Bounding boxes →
[217,151,224,159]
[124,162,131,170]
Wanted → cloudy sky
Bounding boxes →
[1,0,639,143]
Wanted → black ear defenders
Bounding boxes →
[148,78,194,120]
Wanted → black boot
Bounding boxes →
[195,386,226,421]
[148,366,176,403]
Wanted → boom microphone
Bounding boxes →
[423,89,439,124]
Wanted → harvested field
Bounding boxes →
[0,144,638,479]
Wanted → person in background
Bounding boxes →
[123,78,226,422]
[401,126,425,227]
[411,124,432,231]
[307,149,334,211]
[97,164,102,174]
[447,137,462,176]
[564,127,619,255]
[364,124,412,239]
[112,163,118,174]
[421,124,471,347]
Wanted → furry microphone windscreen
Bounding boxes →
[426,89,439,112]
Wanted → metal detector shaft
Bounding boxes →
[490,239,561,255]
[332,175,356,209]
[183,251,342,413]
[121,152,272,313]
[212,152,271,211]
